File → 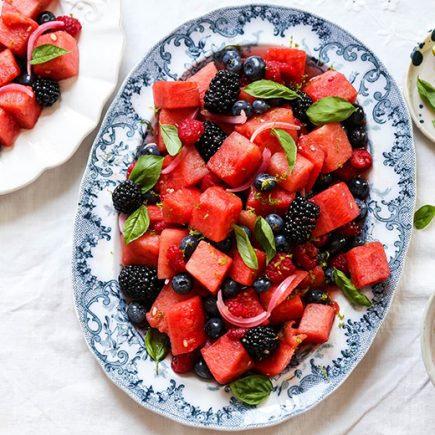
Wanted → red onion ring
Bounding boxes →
[250,121,300,143]
[118,213,127,235]
[189,108,199,119]
[161,146,187,175]
[200,109,247,125]
[0,84,34,99]
[267,271,308,313]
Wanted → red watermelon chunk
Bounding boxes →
[121,233,160,267]
[265,47,306,83]
[187,62,218,104]
[298,303,336,344]
[0,107,19,147]
[162,187,201,225]
[185,240,232,295]
[229,249,266,286]
[297,138,326,191]
[7,0,53,18]
[310,182,360,237]
[157,228,188,279]
[260,293,305,325]
[0,48,20,86]
[239,87,257,104]
[148,205,164,223]
[0,87,41,128]
[190,187,242,242]
[153,81,200,109]
[346,242,390,288]
[246,186,295,216]
[303,70,358,103]
[207,131,262,187]
[167,296,207,355]
[238,209,257,234]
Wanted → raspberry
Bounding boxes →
[265,60,283,83]
[338,221,362,237]
[265,253,296,284]
[177,119,204,145]
[350,149,373,171]
[329,253,349,274]
[299,265,325,289]
[171,352,195,374]
[225,289,264,318]
[166,245,186,273]
[334,161,359,181]
[151,221,167,235]
[57,15,82,37]
[227,328,248,340]
[293,242,318,270]
[127,161,137,178]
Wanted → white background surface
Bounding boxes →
[0,1,434,434]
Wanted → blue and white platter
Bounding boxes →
[72,4,415,430]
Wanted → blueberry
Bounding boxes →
[222,48,243,73]
[240,225,252,239]
[265,214,284,233]
[172,273,194,294]
[15,73,34,86]
[348,127,368,148]
[348,176,369,199]
[243,56,266,81]
[355,198,368,220]
[303,288,330,305]
[324,267,335,284]
[138,143,161,156]
[36,11,55,25]
[143,190,159,205]
[349,236,365,248]
[203,296,220,318]
[194,357,213,379]
[222,278,241,299]
[126,302,148,326]
[214,236,233,253]
[254,173,277,192]
[252,100,270,114]
[253,276,272,293]
[275,234,290,252]
[327,233,348,255]
[180,235,201,259]
[232,100,253,117]
[345,104,365,127]
[313,173,333,192]
[204,317,225,339]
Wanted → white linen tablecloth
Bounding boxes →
[1,1,434,433]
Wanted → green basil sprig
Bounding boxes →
[254,217,276,265]
[229,374,273,406]
[159,123,182,156]
[270,128,297,174]
[414,204,435,229]
[144,328,169,375]
[129,154,164,193]
[306,96,357,126]
[124,205,150,244]
[30,44,70,65]
[333,268,372,307]
[233,224,258,270]
[417,77,435,111]
[243,80,300,101]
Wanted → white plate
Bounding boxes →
[0,0,124,194]
[421,292,435,386]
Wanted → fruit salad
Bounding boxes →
[113,45,390,403]
[0,0,81,149]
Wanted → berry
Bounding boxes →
[243,56,266,81]
[14,72,34,86]
[127,161,137,178]
[166,245,186,273]
[252,100,270,114]
[325,267,335,284]
[214,236,233,253]
[265,214,284,233]
[253,276,272,293]
[326,233,348,255]
[348,176,369,199]
[312,234,329,248]
[265,60,283,83]
[254,173,277,192]
[57,15,82,37]
[143,190,159,205]
[139,143,160,156]
[36,11,56,25]
[348,127,368,148]
[194,357,213,379]
[204,317,225,339]
[350,149,372,171]
[355,198,368,220]
[329,253,349,274]
[222,278,241,299]
[283,196,320,245]
[112,180,143,213]
[338,221,362,237]
[152,221,167,234]
[240,225,252,239]
[227,328,247,340]
[241,326,279,361]
[232,100,253,117]
[334,160,359,181]
[177,119,204,145]
[204,70,240,114]
[222,48,243,73]
[172,273,194,294]
[203,296,219,318]
[313,173,333,192]
[171,352,195,374]
[265,253,296,284]
[275,234,290,252]
[126,302,148,326]
[349,236,365,248]
[293,242,318,270]
[118,265,159,306]
[345,104,365,127]
[180,234,201,259]
[290,91,313,126]
[303,288,330,305]
[225,291,263,318]
[195,120,227,161]
[32,77,60,107]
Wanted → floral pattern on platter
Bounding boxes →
[72,5,415,430]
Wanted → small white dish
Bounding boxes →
[421,293,435,386]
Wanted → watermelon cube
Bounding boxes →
[229,249,266,286]
[346,242,390,288]
[303,70,358,103]
[33,31,79,81]
[187,62,218,104]
[297,138,326,191]
[157,228,188,279]
[246,186,295,216]
[298,303,336,344]
[8,0,53,19]
[201,333,253,384]
[0,48,20,86]
[268,152,314,193]
[147,205,164,223]
[190,187,242,242]
[0,87,41,128]
[162,187,201,225]
[185,240,232,295]
[310,182,360,237]
[153,81,200,109]
[239,87,257,104]
[0,107,19,147]
[238,209,257,234]
[265,47,306,83]
[260,293,304,325]
[207,131,262,187]
[167,296,207,355]
[121,233,160,267]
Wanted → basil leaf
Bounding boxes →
[229,374,273,406]
[414,204,435,229]
[243,80,300,101]
[233,224,258,270]
[144,328,169,375]
[270,128,297,174]
[129,154,164,193]
[333,268,372,307]
[417,77,435,111]
[159,123,182,156]
[306,96,357,126]
[124,205,149,245]
[254,217,276,265]
[30,44,70,65]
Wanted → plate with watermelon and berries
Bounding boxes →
[72,5,415,430]
[0,0,123,194]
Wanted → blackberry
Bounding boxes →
[241,326,279,361]
[112,180,143,214]
[283,196,320,245]
[290,91,313,126]
[195,120,227,161]
[118,265,160,306]
[32,77,60,107]
[204,70,240,114]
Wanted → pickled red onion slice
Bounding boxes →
[267,271,308,313]
[0,84,34,99]
[250,121,300,143]
[200,110,247,125]
[161,146,187,175]
[118,213,127,235]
